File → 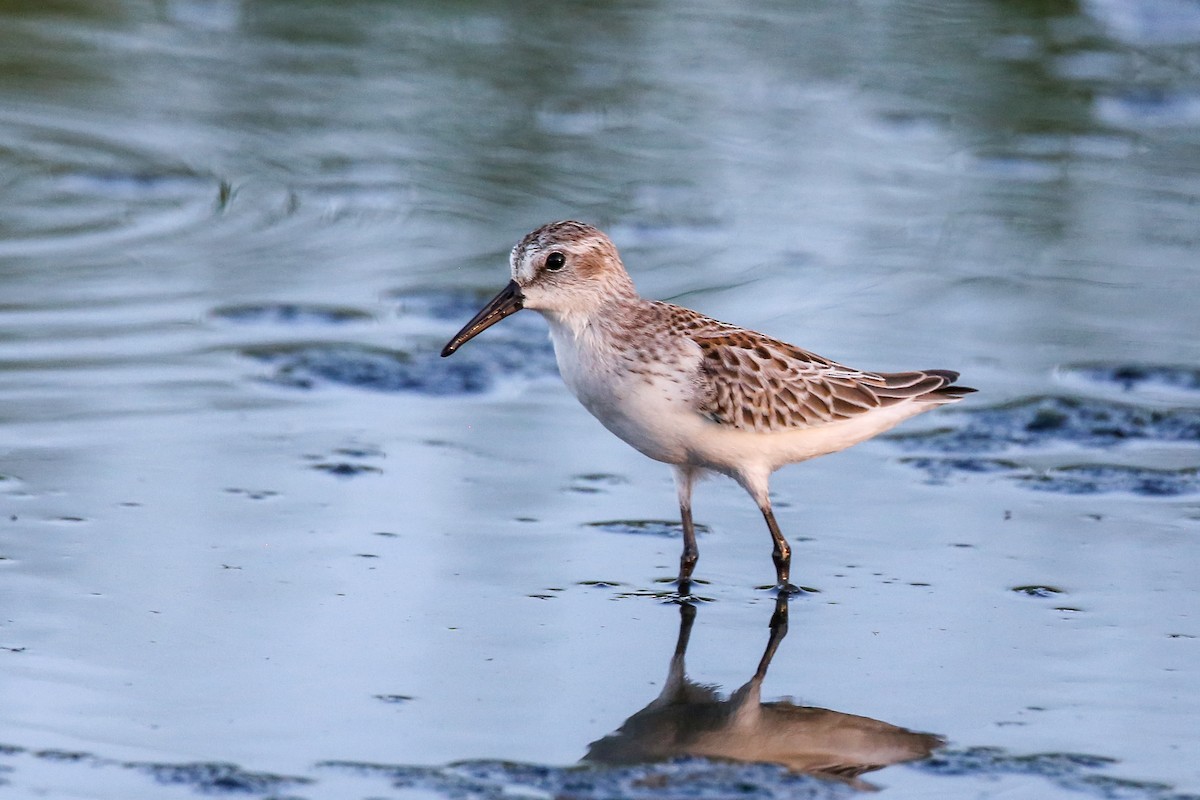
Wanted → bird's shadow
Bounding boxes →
[584,596,945,790]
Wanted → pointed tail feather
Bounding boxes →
[872,369,975,404]
[921,369,976,402]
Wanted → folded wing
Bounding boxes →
[691,330,971,433]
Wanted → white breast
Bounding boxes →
[544,315,700,465]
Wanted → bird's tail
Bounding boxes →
[918,369,977,402]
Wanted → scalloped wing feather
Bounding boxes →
[688,328,966,433]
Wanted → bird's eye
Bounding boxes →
[545,252,566,271]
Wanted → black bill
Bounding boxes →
[440,280,524,357]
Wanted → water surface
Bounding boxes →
[1,1,1198,798]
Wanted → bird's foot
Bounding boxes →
[671,576,717,604]
[757,582,813,597]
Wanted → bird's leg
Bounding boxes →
[760,504,801,595]
[734,470,801,594]
[673,467,699,593]
[679,504,698,589]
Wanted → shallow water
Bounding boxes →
[1,1,1198,798]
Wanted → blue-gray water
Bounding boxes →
[1,1,1198,798]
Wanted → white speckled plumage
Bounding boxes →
[442,221,975,592]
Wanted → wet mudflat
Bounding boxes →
[1,1,1198,798]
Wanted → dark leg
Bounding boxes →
[733,470,801,594]
[679,503,699,586]
[761,505,800,594]
[673,467,699,592]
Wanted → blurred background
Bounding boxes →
[1,1,1197,798]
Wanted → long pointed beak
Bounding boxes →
[441,280,524,357]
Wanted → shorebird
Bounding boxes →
[442,221,975,593]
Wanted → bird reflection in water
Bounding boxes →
[585,597,944,790]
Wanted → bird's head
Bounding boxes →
[441,220,634,357]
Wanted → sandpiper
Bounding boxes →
[442,221,975,593]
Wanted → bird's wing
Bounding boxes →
[688,329,958,433]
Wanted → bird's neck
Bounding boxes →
[542,290,647,351]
